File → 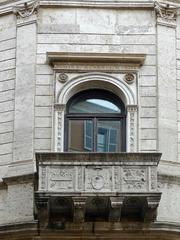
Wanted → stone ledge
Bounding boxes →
[3,173,34,185]
[47,52,146,67]
[36,152,161,164]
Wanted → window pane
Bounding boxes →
[68,120,93,152]
[69,91,122,114]
[97,120,121,152]
[70,99,121,113]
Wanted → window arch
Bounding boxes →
[65,89,126,152]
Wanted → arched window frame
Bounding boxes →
[53,73,138,153]
[64,89,126,152]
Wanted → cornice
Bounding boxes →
[47,52,146,68]
[0,0,155,16]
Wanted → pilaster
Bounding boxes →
[155,1,178,161]
[6,1,38,178]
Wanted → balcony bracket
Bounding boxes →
[143,195,161,222]
[36,197,49,229]
[109,197,124,222]
[73,197,87,223]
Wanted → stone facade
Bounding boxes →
[0,0,180,239]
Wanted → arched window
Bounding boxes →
[65,89,126,152]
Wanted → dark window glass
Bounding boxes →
[65,89,126,152]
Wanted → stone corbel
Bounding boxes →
[143,194,161,222]
[72,197,87,223]
[13,1,39,26]
[155,1,177,28]
[109,197,124,222]
[126,105,138,152]
[36,197,49,229]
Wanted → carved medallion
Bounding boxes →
[91,175,105,190]
[85,167,111,192]
[124,73,135,84]
[58,73,68,83]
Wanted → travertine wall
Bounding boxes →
[177,16,180,162]
[35,8,157,153]
[0,14,16,177]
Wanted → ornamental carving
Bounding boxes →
[13,1,39,19]
[58,73,68,83]
[155,1,177,27]
[57,111,63,151]
[49,167,74,191]
[40,166,46,190]
[151,167,157,190]
[122,168,147,191]
[124,73,135,84]
[127,105,137,152]
[130,112,135,152]
[85,167,111,191]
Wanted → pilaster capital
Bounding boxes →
[126,105,138,112]
[155,1,177,28]
[13,0,39,26]
[54,104,66,111]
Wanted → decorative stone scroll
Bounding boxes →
[155,1,177,28]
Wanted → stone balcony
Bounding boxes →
[35,153,161,228]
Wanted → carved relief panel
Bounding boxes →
[122,167,147,192]
[48,167,75,191]
[39,161,157,193]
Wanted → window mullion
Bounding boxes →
[94,117,97,152]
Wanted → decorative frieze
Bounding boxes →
[155,1,177,28]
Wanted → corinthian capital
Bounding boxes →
[13,1,39,19]
[155,1,177,27]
